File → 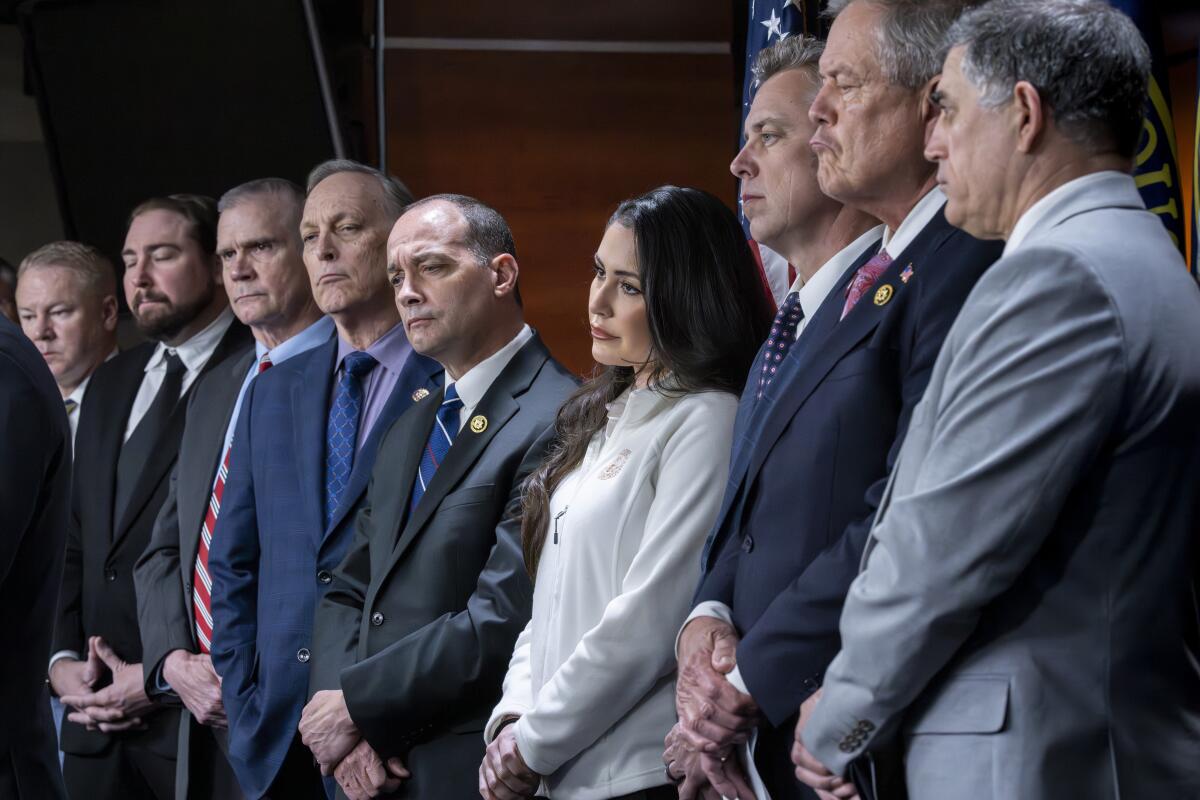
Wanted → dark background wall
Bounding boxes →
[1,0,1197,376]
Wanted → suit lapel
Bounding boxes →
[322,352,443,543]
[388,336,550,567]
[113,323,252,547]
[294,339,337,542]
[91,347,153,542]
[179,350,255,564]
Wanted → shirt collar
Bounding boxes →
[259,316,335,365]
[335,321,412,375]
[880,186,946,259]
[448,324,534,410]
[788,224,886,320]
[145,306,235,374]
[1004,170,1129,256]
[67,375,90,406]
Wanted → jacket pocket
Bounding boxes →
[904,675,1008,734]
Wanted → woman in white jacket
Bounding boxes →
[479,186,773,800]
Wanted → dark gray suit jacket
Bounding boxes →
[309,333,577,799]
[134,345,255,797]
[0,317,70,799]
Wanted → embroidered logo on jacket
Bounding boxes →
[598,449,632,480]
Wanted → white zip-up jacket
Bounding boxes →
[485,386,737,799]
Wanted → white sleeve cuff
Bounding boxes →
[674,601,735,659]
[726,664,751,695]
[48,650,81,675]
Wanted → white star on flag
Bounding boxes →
[761,8,784,41]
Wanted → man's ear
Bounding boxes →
[101,294,119,332]
[491,254,519,299]
[1012,81,1045,154]
[920,74,941,146]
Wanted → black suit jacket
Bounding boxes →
[0,317,70,799]
[309,333,577,799]
[694,211,1001,796]
[54,317,252,757]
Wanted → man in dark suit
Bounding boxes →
[666,4,1001,798]
[134,178,333,799]
[49,194,252,799]
[0,315,71,799]
[207,161,440,799]
[298,194,576,799]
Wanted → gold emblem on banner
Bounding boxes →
[873,284,894,306]
[412,387,430,402]
[470,415,488,434]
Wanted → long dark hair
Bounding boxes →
[521,185,773,575]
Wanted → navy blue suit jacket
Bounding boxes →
[208,335,441,798]
[694,210,1002,794]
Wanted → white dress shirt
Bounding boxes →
[122,307,236,442]
[879,186,946,259]
[487,387,738,799]
[447,324,533,431]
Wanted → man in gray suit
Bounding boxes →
[793,2,1200,798]
[134,178,331,798]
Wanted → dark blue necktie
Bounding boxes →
[410,384,464,512]
[757,291,803,399]
[325,351,378,529]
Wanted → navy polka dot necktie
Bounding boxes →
[324,350,378,529]
[757,291,803,400]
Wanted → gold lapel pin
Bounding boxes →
[873,284,894,306]
[412,387,430,402]
[469,415,488,434]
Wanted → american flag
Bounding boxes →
[737,0,826,307]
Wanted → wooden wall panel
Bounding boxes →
[383,43,737,374]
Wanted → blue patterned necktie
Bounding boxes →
[410,384,464,512]
[324,351,379,528]
[757,291,803,399]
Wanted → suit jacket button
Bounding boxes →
[105,568,117,582]
[741,535,754,554]
[371,612,385,626]
[297,648,311,663]
[317,570,333,585]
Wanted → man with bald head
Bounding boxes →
[16,241,119,444]
[134,178,332,799]
[300,194,575,799]
[207,161,441,799]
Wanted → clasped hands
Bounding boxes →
[790,689,859,800]
[662,616,759,800]
[53,636,155,733]
[300,689,409,800]
[478,721,540,800]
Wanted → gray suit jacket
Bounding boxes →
[805,172,1200,799]
[134,345,254,798]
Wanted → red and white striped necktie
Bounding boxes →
[193,353,272,652]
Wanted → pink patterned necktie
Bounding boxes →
[757,291,803,400]
[841,251,892,320]
[193,352,272,653]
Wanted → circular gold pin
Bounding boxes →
[873,284,894,306]
[469,415,488,434]
[412,387,430,402]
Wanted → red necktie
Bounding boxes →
[193,353,272,653]
[841,251,892,320]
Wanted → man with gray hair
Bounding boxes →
[669,3,1002,796]
[16,241,119,444]
[794,1,1200,797]
[207,160,440,798]
[134,177,332,799]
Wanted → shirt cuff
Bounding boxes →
[151,661,176,697]
[48,650,81,676]
[675,601,735,659]
[726,665,751,695]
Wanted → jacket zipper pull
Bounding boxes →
[553,507,569,545]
